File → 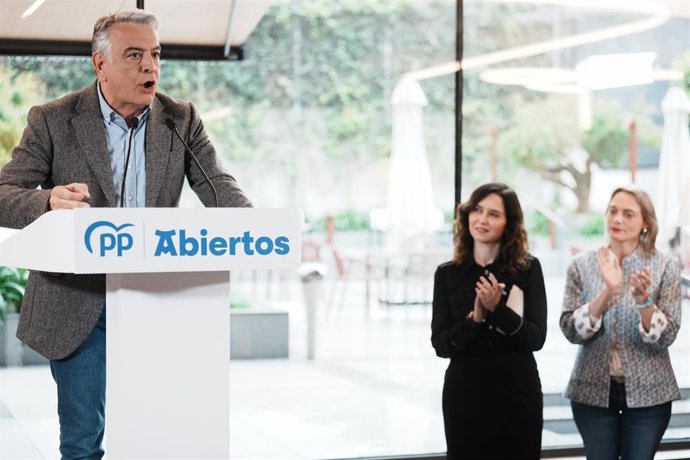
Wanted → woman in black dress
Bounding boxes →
[431,183,547,459]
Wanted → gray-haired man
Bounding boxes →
[0,10,250,458]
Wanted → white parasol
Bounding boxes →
[656,86,690,250]
[386,78,441,254]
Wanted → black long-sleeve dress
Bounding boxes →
[431,255,547,460]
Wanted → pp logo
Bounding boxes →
[84,221,135,257]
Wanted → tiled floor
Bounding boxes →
[1,274,689,459]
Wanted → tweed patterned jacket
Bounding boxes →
[560,248,681,408]
[0,83,252,360]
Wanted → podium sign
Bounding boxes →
[0,208,302,459]
[0,207,301,273]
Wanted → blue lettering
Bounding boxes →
[179,230,199,256]
[151,229,293,257]
[200,229,208,255]
[117,233,133,256]
[84,221,134,256]
[255,236,273,255]
[209,237,227,256]
[154,230,178,256]
[242,231,254,255]
[274,236,290,255]
[229,237,241,255]
[100,234,117,257]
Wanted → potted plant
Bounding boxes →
[0,266,28,366]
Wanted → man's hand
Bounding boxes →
[49,183,91,210]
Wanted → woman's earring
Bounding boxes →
[642,228,648,234]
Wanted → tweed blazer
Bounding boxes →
[560,248,681,408]
[0,83,251,360]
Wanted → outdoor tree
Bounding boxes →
[0,68,44,168]
[502,96,629,212]
[576,113,629,208]
[0,0,460,219]
[4,0,669,218]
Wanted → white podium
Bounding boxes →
[0,208,302,459]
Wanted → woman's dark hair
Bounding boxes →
[452,182,529,271]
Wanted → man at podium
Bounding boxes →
[0,9,251,459]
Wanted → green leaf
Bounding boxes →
[0,266,28,317]
[0,295,6,324]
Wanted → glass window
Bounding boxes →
[463,0,690,450]
[1,0,689,458]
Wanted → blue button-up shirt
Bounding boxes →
[97,83,149,207]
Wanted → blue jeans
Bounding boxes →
[571,379,672,460]
[50,307,106,460]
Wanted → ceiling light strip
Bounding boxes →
[404,0,671,81]
[223,0,238,59]
[21,0,46,19]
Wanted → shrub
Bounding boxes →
[0,267,28,325]
[580,215,605,238]
[309,209,371,232]
[526,211,551,237]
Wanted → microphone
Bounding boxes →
[120,117,140,208]
[165,118,219,207]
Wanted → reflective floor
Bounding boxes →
[1,275,689,459]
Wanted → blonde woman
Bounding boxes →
[561,186,681,460]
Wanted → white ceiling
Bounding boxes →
[0,0,271,60]
[656,0,690,18]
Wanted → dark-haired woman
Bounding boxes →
[431,183,547,459]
